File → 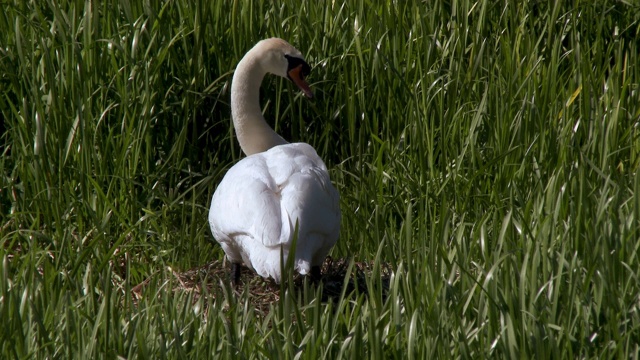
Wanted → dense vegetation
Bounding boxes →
[1,0,639,358]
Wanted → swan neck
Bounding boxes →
[231,53,287,156]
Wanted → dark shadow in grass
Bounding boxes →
[131,257,392,316]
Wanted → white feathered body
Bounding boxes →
[209,142,340,283]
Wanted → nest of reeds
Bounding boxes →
[131,257,393,316]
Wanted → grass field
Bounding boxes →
[2,0,640,358]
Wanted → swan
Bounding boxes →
[208,38,341,284]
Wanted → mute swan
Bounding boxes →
[208,38,341,284]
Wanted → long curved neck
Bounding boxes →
[231,52,287,156]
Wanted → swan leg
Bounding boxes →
[310,266,322,283]
[231,262,241,286]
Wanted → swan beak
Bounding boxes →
[288,65,314,99]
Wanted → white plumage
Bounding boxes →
[208,38,340,283]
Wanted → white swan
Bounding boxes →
[208,38,341,284]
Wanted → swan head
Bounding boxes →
[253,38,314,98]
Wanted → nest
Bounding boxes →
[131,257,393,316]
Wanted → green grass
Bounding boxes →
[2,0,640,358]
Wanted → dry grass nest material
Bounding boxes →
[132,257,393,316]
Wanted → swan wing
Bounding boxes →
[208,143,340,272]
[209,154,285,249]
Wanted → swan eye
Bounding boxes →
[284,54,311,77]
[284,54,313,98]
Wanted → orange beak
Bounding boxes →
[288,65,314,99]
